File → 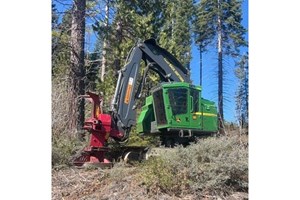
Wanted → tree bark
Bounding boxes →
[69,0,86,136]
[199,45,203,86]
[114,20,123,72]
[217,0,224,134]
[100,1,109,82]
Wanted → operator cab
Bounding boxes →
[137,82,218,137]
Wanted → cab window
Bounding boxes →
[168,88,188,115]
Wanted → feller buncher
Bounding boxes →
[73,39,218,167]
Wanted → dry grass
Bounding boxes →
[52,133,248,199]
[52,166,184,200]
[141,135,248,198]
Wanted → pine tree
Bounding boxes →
[85,39,102,91]
[52,7,72,77]
[69,0,87,136]
[193,0,247,133]
[52,4,59,29]
[99,0,110,82]
[159,0,194,69]
[235,52,248,130]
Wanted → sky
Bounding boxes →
[190,0,248,123]
[54,0,248,123]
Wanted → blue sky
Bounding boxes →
[190,0,248,122]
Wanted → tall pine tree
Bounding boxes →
[69,0,87,136]
[193,0,247,133]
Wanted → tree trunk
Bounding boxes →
[100,1,109,82]
[245,60,249,129]
[217,0,224,134]
[199,45,203,86]
[69,0,86,136]
[114,21,123,72]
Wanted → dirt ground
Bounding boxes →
[52,166,187,200]
[52,166,248,200]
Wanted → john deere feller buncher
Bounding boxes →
[73,39,218,167]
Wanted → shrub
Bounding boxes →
[141,136,248,196]
[52,134,84,167]
[52,76,87,168]
[142,156,179,193]
[127,128,160,147]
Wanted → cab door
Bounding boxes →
[189,89,201,129]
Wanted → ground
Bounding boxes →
[52,166,187,200]
[52,165,248,200]
[52,131,248,200]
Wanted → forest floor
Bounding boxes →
[52,166,180,200]
[52,131,248,200]
[52,166,248,200]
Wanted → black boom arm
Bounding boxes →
[110,39,190,141]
